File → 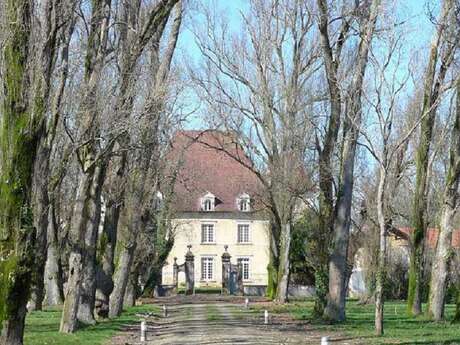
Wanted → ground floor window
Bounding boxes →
[237,257,250,280]
[201,257,214,280]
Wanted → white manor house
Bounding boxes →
[161,131,270,294]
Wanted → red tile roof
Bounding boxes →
[166,130,264,213]
[396,227,460,249]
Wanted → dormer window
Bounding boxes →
[155,191,163,209]
[237,193,250,212]
[201,192,215,211]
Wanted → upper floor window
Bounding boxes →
[237,224,250,243]
[201,192,215,211]
[237,193,250,212]
[201,224,215,243]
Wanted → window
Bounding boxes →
[201,193,215,211]
[154,191,163,209]
[201,224,215,243]
[203,199,213,211]
[201,257,214,280]
[237,224,250,243]
[237,193,250,212]
[237,258,250,280]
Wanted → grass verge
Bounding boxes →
[249,300,460,344]
[205,304,222,321]
[24,304,159,345]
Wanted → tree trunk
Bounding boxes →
[109,243,137,317]
[375,166,387,336]
[95,198,120,317]
[427,204,455,320]
[427,76,460,321]
[123,271,138,308]
[325,137,355,321]
[324,0,381,322]
[275,223,291,303]
[314,0,345,316]
[59,168,97,333]
[454,285,460,323]
[266,222,280,299]
[77,165,105,325]
[59,0,112,333]
[1,303,28,345]
[44,203,64,306]
[0,1,39,344]
[28,144,51,312]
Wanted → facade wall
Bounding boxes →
[162,213,270,288]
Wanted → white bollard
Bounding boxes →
[321,336,329,345]
[140,321,147,342]
[163,304,168,317]
[245,298,249,309]
[264,310,269,324]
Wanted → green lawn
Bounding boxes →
[24,304,159,345]
[250,300,460,344]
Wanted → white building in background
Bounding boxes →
[161,131,270,294]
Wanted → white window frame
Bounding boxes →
[237,193,250,212]
[237,257,250,281]
[201,256,214,281]
[237,224,250,243]
[201,192,215,211]
[201,223,215,244]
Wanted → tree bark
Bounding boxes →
[95,197,120,317]
[427,76,460,321]
[324,0,381,322]
[28,144,50,312]
[0,0,40,344]
[375,166,387,336]
[1,303,28,345]
[109,242,137,317]
[44,203,64,306]
[60,166,98,333]
[77,165,105,324]
[123,270,138,308]
[454,285,460,322]
[275,223,291,303]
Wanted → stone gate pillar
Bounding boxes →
[184,245,195,295]
[221,245,231,295]
[236,261,244,296]
[173,257,179,291]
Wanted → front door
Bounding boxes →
[229,271,238,295]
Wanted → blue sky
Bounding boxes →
[175,0,438,130]
[176,0,436,63]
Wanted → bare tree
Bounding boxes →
[191,0,317,303]
[407,0,458,316]
[109,0,183,317]
[357,24,425,334]
[428,74,460,321]
[59,0,113,332]
[324,0,381,322]
[0,0,48,343]
[313,0,351,316]
[28,0,77,312]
